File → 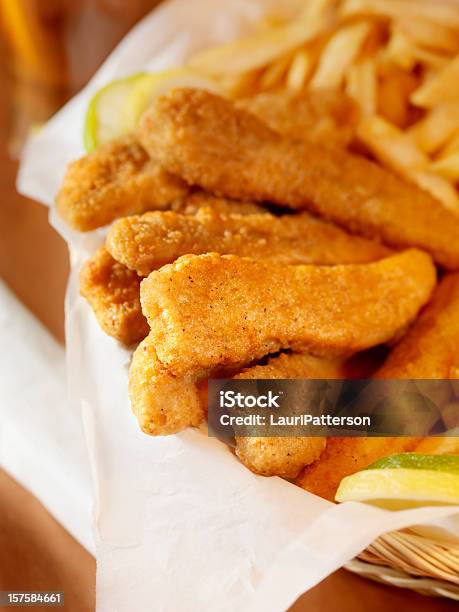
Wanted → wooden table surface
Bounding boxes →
[0,27,457,612]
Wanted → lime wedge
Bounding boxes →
[366,453,459,473]
[335,453,459,509]
[83,68,220,151]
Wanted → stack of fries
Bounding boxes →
[55,0,459,503]
[189,0,459,213]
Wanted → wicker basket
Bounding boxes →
[345,529,459,600]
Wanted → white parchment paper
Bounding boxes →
[17,1,459,610]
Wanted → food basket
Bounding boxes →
[17,0,459,608]
[346,528,459,599]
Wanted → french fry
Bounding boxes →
[220,69,261,99]
[414,436,459,455]
[377,62,417,128]
[188,0,333,76]
[384,28,416,71]
[410,170,459,213]
[411,54,459,108]
[357,114,428,174]
[345,58,377,115]
[431,153,459,182]
[410,47,450,70]
[409,102,459,154]
[441,129,459,157]
[310,21,373,89]
[397,17,459,55]
[358,115,459,212]
[286,49,313,92]
[259,53,293,90]
[341,0,459,29]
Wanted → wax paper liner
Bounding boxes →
[17,1,459,610]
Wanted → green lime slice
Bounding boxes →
[366,453,459,474]
[83,68,221,151]
[335,453,459,508]
[84,72,148,152]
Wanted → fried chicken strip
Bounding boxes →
[107,206,390,276]
[237,88,359,147]
[297,274,459,500]
[129,333,207,435]
[376,274,459,379]
[141,250,436,377]
[234,353,347,479]
[296,437,421,501]
[56,135,188,231]
[80,193,265,343]
[139,88,459,270]
[80,247,149,344]
[129,331,248,434]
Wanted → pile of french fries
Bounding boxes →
[188,0,459,214]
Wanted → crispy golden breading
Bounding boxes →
[376,274,459,379]
[234,352,347,381]
[129,333,206,435]
[296,437,421,501]
[238,88,359,147]
[234,353,347,479]
[107,207,390,276]
[80,247,149,344]
[174,191,265,216]
[235,437,326,480]
[139,88,459,270]
[56,135,188,231]
[141,250,436,377]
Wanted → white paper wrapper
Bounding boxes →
[17,1,459,610]
[0,280,93,552]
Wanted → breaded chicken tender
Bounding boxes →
[129,333,206,435]
[139,88,459,270]
[107,207,390,276]
[236,437,326,480]
[81,193,266,343]
[298,275,459,500]
[80,247,149,344]
[296,437,421,501]
[129,332,246,434]
[238,88,359,147]
[234,353,347,479]
[141,250,436,376]
[56,135,188,231]
[376,274,459,379]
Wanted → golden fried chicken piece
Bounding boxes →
[296,437,421,501]
[141,250,436,377]
[81,193,266,343]
[376,274,459,379]
[234,353,347,479]
[238,88,359,147]
[107,206,390,276]
[56,135,188,231]
[80,247,149,344]
[129,332,246,435]
[139,88,459,270]
[236,436,326,480]
[129,333,207,435]
[298,275,459,500]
